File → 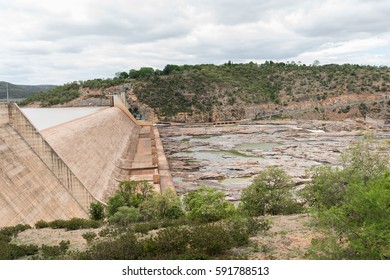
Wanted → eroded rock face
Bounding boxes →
[159,119,389,202]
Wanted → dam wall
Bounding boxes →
[42,107,141,201]
[7,103,100,210]
[1,98,175,226]
[0,103,9,125]
[0,104,88,227]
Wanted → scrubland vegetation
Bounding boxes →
[18,62,390,119]
[2,137,388,260]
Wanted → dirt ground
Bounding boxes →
[247,214,318,260]
[11,227,102,252]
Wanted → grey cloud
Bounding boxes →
[293,1,390,38]
[33,1,194,44]
[1,0,390,84]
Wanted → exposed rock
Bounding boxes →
[160,120,389,201]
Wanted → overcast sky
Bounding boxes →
[1,0,390,85]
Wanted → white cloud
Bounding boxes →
[0,0,390,84]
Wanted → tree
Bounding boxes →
[240,166,302,216]
[89,202,105,220]
[184,186,236,222]
[302,136,389,210]
[162,64,181,75]
[107,180,153,216]
[340,136,389,184]
[115,72,129,79]
[140,189,184,221]
[304,137,390,259]
[358,102,369,119]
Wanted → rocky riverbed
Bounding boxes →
[159,119,390,202]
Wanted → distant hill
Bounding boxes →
[131,63,390,121]
[0,82,56,100]
[17,62,390,121]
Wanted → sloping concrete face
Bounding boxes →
[42,107,141,201]
[0,123,88,227]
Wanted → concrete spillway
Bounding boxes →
[0,99,174,227]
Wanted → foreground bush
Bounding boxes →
[0,224,36,260]
[304,138,390,259]
[75,215,265,260]
[89,202,105,220]
[184,186,236,222]
[35,218,100,231]
[240,166,303,216]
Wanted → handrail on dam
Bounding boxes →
[7,103,105,210]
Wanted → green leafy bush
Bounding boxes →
[304,137,390,259]
[140,189,184,221]
[0,242,39,260]
[82,232,97,244]
[46,218,100,231]
[35,220,50,229]
[184,186,236,222]
[240,166,302,216]
[107,180,153,216]
[41,240,70,259]
[89,202,105,220]
[189,224,234,256]
[0,224,31,239]
[108,206,141,226]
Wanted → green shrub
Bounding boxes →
[98,228,114,238]
[48,219,67,229]
[133,221,159,235]
[304,138,390,259]
[0,241,39,260]
[81,232,144,260]
[82,232,97,244]
[107,194,125,216]
[108,206,141,226]
[41,240,70,259]
[35,220,50,229]
[89,202,105,220]
[144,227,190,258]
[240,166,302,216]
[140,189,184,221]
[107,180,154,216]
[0,224,31,239]
[184,186,236,222]
[47,218,100,231]
[189,224,234,256]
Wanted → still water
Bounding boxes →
[21,107,106,131]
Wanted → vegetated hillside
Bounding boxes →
[18,62,390,121]
[132,62,390,121]
[18,79,127,107]
[0,82,55,100]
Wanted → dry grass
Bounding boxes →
[247,214,318,260]
[11,227,102,252]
